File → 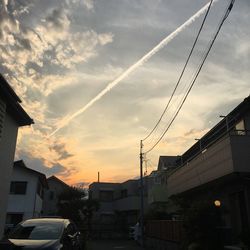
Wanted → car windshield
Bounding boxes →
[8,221,63,240]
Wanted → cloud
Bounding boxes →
[50,142,74,161]
[82,0,94,11]
[16,150,76,177]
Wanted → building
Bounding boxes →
[6,160,48,227]
[89,178,148,237]
[0,75,33,237]
[167,96,250,241]
[42,175,71,216]
[148,156,179,206]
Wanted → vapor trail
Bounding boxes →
[49,1,216,137]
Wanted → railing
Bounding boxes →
[169,129,250,178]
[146,220,184,242]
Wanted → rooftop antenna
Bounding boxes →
[98,172,100,182]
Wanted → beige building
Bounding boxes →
[89,178,148,237]
[0,75,33,237]
[167,96,250,241]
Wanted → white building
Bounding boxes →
[43,175,71,216]
[6,160,48,227]
[0,75,33,237]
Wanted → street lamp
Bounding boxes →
[214,200,221,207]
[195,138,202,151]
[219,115,229,132]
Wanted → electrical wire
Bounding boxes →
[142,0,214,142]
[144,0,235,154]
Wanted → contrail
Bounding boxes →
[49,1,217,137]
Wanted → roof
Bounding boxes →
[0,74,33,126]
[47,175,70,189]
[177,95,250,166]
[157,156,179,171]
[13,160,48,188]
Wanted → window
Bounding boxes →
[99,190,113,202]
[66,223,77,236]
[235,119,246,135]
[10,182,27,195]
[6,213,23,226]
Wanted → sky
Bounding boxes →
[0,0,249,187]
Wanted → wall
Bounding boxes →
[42,179,68,216]
[168,135,234,196]
[230,135,250,172]
[114,196,141,211]
[0,110,18,237]
[7,168,38,220]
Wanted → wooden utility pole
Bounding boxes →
[140,140,144,248]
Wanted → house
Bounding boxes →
[0,75,33,237]
[6,160,48,227]
[42,175,71,216]
[148,156,179,206]
[167,96,250,241]
[89,178,148,237]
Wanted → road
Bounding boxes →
[87,240,144,250]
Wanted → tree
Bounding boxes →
[171,196,225,250]
[57,186,86,224]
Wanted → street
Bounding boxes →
[87,240,144,250]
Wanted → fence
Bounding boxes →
[146,220,184,242]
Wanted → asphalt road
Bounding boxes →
[87,240,144,250]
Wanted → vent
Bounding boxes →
[0,98,6,140]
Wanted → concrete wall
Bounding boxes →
[0,109,18,237]
[168,135,234,196]
[7,167,42,220]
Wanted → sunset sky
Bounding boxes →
[0,0,249,187]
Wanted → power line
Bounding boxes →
[142,0,214,142]
[144,0,235,154]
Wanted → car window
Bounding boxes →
[66,223,77,236]
[9,222,64,240]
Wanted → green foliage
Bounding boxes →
[57,186,86,224]
[145,202,172,221]
[57,186,100,233]
[171,196,225,250]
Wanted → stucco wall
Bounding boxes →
[0,111,18,237]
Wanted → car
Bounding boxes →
[0,218,83,250]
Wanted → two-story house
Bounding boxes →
[0,75,33,237]
[6,160,48,227]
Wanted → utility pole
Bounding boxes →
[139,140,144,248]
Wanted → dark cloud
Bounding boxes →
[16,150,77,177]
[14,36,32,50]
[45,8,68,30]
[50,143,74,161]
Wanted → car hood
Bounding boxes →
[0,239,60,249]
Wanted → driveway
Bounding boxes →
[87,240,144,250]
